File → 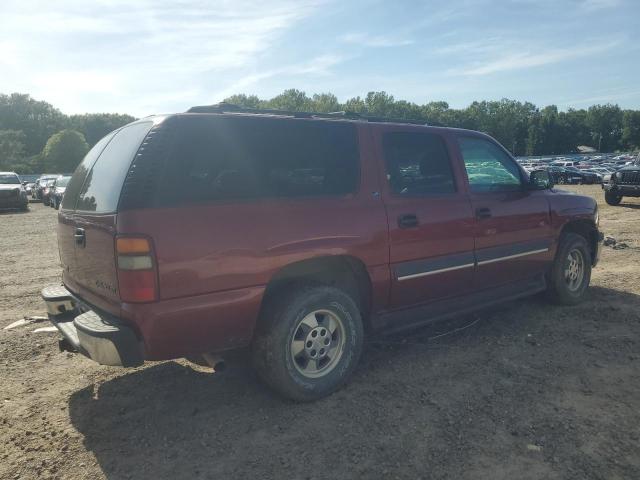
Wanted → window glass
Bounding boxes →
[459,137,522,192]
[0,174,20,184]
[62,132,116,210]
[156,117,359,205]
[383,131,455,195]
[76,122,153,212]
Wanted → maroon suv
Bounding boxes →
[42,105,603,401]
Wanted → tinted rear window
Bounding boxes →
[75,122,153,213]
[383,131,455,195]
[62,132,116,210]
[150,116,359,207]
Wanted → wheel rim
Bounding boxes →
[290,309,345,378]
[564,248,585,292]
[558,177,565,184]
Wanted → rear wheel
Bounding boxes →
[547,233,591,305]
[605,191,622,206]
[251,284,363,402]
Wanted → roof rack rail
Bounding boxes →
[186,103,427,125]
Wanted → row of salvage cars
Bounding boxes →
[0,172,71,212]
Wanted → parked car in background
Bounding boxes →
[42,106,602,401]
[33,175,59,201]
[49,175,71,209]
[547,166,582,184]
[603,154,640,205]
[23,182,35,196]
[41,178,58,206]
[564,166,600,184]
[0,172,29,211]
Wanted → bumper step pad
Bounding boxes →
[41,285,144,367]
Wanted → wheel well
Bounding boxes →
[560,220,598,264]
[262,256,373,329]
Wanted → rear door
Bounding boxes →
[60,122,153,311]
[58,132,116,285]
[455,135,552,290]
[376,126,476,309]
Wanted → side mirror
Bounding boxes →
[529,169,553,190]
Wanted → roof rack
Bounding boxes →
[186,103,427,125]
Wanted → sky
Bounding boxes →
[1,0,639,117]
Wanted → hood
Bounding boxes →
[56,187,67,194]
[618,164,640,172]
[0,184,22,191]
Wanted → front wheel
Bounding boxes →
[605,191,622,206]
[251,284,364,402]
[547,233,591,305]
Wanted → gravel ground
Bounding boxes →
[1,186,639,480]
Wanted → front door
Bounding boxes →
[455,135,552,289]
[375,127,476,309]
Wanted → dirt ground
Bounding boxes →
[1,186,639,480]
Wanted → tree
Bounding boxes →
[265,89,312,111]
[622,110,640,149]
[223,94,263,109]
[41,130,89,173]
[68,113,135,147]
[586,104,623,152]
[0,93,66,156]
[0,130,27,170]
[310,93,340,113]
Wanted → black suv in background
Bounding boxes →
[603,154,640,205]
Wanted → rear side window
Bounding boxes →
[76,122,153,213]
[458,137,522,192]
[383,131,455,195]
[154,116,359,206]
[61,132,115,210]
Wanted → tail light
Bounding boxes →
[115,236,158,303]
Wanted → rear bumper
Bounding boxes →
[603,183,640,196]
[41,285,144,367]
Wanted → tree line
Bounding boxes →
[1,90,639,175]
[0,93,135,174]
[225,90,640,156]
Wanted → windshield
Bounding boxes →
[0,174,21,184]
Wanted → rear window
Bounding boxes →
[383,131,455,195]
[62,132,116,210]
[75,122,153,213]
[150,116,359,207]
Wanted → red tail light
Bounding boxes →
[115,236,158,303]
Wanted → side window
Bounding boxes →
[383,131,455,195]
[458,137,522,192]
[157,117,359,206]
[76,122,153,213]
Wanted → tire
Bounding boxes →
[605,191,622,206]
[547,233,591,305]
[558,176,566,184]
[55,199,60,210]
[251,283,364,402]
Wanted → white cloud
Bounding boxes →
[581,0,621,11]
[448,40,620,76]
[340,33,413,48]
[0,0,325,115]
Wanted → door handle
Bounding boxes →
[398,214,419,229]
[74,228,85,247]
[476,207,492,220]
